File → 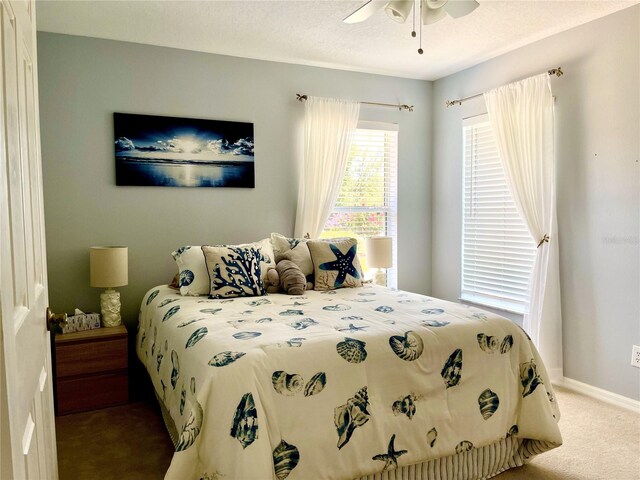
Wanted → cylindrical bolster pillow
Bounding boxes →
[276,260,307,295]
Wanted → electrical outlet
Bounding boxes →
[632,345,640,368]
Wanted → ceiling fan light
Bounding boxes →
[425,0,447,9]
[422,4,447,24]
[385,0,414,23]
[444,0,479,18]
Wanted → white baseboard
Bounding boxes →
[553,376,640,413]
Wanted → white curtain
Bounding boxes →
[484,74,563,381]
[294,96,360,239]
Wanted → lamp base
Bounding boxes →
[100,289,122,327]
[372,268,387,287]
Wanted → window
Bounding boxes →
[461,114,535,314]
[321,121,398,288]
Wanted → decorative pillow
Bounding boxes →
[202,245,266,298]
[307,238,363,290]
[270,233,314,284]
[172,239,275,296]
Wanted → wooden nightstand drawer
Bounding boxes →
[54,325,129,415]
[56,337,127,377]
[57,372,128,415]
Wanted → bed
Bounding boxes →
[136,284,561,480]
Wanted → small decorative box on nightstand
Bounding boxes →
[54,324,129,415]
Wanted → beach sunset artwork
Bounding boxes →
[114,113,254,188]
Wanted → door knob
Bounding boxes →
[46,307,67,331]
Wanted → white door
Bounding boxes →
[0,0,58,478]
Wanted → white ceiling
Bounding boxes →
[36,0,638,81]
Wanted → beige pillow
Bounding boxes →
[201,245,266,298]
[307,238,363,291]
[270,233,314,284]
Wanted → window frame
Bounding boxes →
[460,113,535,315]
[321,121,399,288]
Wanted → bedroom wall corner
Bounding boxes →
[430,5,640,401]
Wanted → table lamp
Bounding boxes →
[90,246,128,327]
[365,236,393,286]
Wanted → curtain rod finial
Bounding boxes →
[548,67,563,77]
[296,94,308,102]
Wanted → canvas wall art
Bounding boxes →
[114,113,255,188]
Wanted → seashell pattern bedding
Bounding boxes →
[137,284,562,480]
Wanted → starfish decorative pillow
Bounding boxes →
[307,238,363,290]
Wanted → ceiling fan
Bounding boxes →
[344,0,480,54]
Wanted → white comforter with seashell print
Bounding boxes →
[136,284,562,480]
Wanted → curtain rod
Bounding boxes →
[445,67,564,108]
[296,94,414,112]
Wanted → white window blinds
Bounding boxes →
[461,114,535,314]
[321,122,398,288]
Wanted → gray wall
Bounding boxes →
[431,6,640,400]
[37,33,432,336]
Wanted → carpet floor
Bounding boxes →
[55,386,639,480]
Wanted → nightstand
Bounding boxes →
[54,325,129,415]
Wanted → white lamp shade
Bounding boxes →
[365,236,393,269]
[90,246,128,288]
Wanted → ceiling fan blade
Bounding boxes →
[444,0,479,18]
[343,0,386,24]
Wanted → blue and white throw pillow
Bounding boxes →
[307,238,363,291]
[202,245,266,298]
[171,246,208,296]
[172,239,275,296]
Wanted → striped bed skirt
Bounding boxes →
[355,436,557,480]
